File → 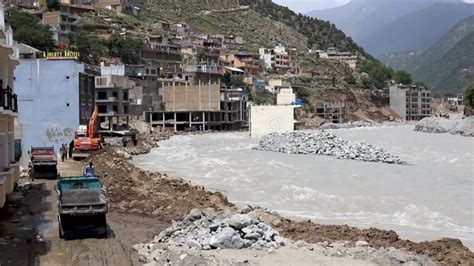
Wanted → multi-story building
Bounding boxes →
[42,4,91,45]
[15,59,90,160]
[0,4,21,208]
[259,44,298,74]
[220,52,261,76]
[324,47,358,69]
[79,64,99,124]
[315,100,347,124]
[390,84,432,121]
[144,81,247,131]
[95,75,133,133]
[265,79,291,94]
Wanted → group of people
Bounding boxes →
[59,141,74,162]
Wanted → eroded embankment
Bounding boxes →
[88,136,474,265]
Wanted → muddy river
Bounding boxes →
[134,126,474,249]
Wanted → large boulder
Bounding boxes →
[228,214,252,229]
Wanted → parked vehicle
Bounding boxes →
[56,176,108,239]
[30,146,58,179]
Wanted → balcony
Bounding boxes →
[96,96,118,103]
[0,83,18,113]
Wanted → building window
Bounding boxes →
[98,105,107,113]
[113,105,118,112]
[97,91,107,100]
[96,77,107,86]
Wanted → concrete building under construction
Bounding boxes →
[144,81,247,131]
[315,100,347,124]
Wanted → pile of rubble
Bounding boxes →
[254,131,406,164]
[135,208,285,263]
[415,117,474,137]
[319,120,406,130]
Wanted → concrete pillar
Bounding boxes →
[162,113,165,129]
[173,112,177,132]
[8,117,14,163]
[0,115,7,170]
[203,112,206,132]
[189,112,192,129]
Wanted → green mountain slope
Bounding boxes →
[381,16,474,95]
[415,32,474,95]
[132,0,366,54]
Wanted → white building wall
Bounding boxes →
[14,59,84,165]
[250,105,295,138]
[277,88,296,105]
[389,85,407,120]
[101,65,125,76]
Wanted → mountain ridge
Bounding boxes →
[307,0,473,55]
[380,16,474,95]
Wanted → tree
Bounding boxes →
[466,82,474,107]
[358,59,393,90]
[69,31,108,65]
[107,34,143,64]
[344,74,357,85]
[6,9,55,51]
[47,0,60,11]
[222,73,245,87]
[394,70,413,85]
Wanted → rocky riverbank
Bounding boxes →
[87,137,473,265]
[415,116,474,136]
[135,208,434,266]
[254,131,407,164]
[319,120,407,130]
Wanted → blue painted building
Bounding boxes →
[14,59,84,165]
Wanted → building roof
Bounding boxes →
[224,66,244,73]
[17,43,40,54]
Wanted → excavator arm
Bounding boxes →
[87,106,99,138]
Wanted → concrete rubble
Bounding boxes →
[135,232,434,266]
[415,116,474,137]
[254,131,407,164]
[135,208,287,263]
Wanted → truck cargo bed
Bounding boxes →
[57,176,108,239]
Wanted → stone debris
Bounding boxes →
[136,208,286,263]
[320,120,407,130]
[254,131,407,164]
[415,117,474,137]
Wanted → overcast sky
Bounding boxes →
[273,0,474,13]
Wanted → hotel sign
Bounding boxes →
[40,50,80,60]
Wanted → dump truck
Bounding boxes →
[30,146,58,179]
[72,106,102,160]
[56,176,108,239]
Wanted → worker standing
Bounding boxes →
[69,140,74,160]
[60,144,66,162]
[132,133,138,146]
[83,162,95,176]
[122,136,128,147]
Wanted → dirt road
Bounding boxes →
[0,160,165,266]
